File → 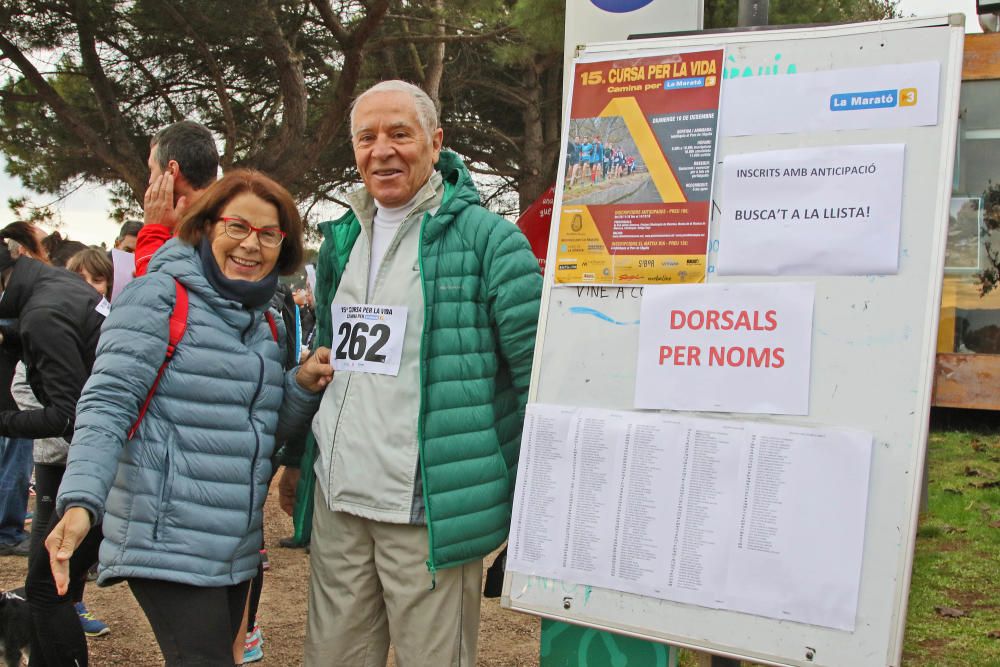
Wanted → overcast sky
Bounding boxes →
[0,0,988,244]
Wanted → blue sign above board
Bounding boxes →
[830,89,901,111]
[590,0,655,12]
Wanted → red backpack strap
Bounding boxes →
[128,280,189,441]
[265,311,279,342]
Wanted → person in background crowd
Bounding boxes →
[68,248,114,300]
[47,170,329,667]
[4,221,49,264]
[114,220,143,253]
[0,222,107,666]
[0,324,29,558]
[42,232,88,268]
[276,284,317,554]
[292,79,541,667]
[8,232,113,640]
[12,357,112,640]
[135,120,220,276]
[0,223,38,559]
[293,287,316,356]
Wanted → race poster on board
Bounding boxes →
[555,49,723,285]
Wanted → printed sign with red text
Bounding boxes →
[635,283,814,414]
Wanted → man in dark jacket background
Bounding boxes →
[0,343,30,557]
[0,242,107,665]
[0,247,104,441]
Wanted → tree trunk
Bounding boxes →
[423,0,447,112]
[517,59,556,212]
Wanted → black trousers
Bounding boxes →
[24,472,103,667]
[129,577,251,667]
[29,464,64,561]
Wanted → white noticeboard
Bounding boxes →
[502,15,965,667]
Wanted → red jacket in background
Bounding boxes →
[133,224,173,277]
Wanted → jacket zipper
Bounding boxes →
[245,313,265,531]
[417,212,437,587]
[153,450,170,540]
[247,350,264,531]
[328,212,368,493]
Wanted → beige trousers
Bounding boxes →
[304,490,483,667]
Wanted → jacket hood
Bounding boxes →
[420,151,480,244]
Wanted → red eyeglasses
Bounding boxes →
[218,217,286,248]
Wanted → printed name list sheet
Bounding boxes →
[507,404,872,631]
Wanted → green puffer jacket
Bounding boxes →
[314,151,542,572]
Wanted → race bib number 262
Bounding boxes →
[330,304,408,376]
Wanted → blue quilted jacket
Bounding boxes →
[57,240,320,587]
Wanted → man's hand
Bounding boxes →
[278,467,301,517]
[143,173,188,229]
[295,347,333,392]
[46,507,92,596]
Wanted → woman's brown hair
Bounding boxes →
[176,169,304,275]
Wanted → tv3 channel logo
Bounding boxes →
[829,87,918,112]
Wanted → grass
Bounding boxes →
[672,424,1000,667]
[900,428,1000,666]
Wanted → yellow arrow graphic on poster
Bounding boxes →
[599,97,686,203]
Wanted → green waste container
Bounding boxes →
[540,619,677,667]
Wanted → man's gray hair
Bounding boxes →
[350,80,439,140]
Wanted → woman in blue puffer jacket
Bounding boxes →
[43,170,333,666]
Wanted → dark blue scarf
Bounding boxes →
[199,237,278,309]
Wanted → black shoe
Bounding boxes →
[278,536,308,549]
[0,537,30,557]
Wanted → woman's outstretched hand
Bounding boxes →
[295,346,333,393]
[46,507,92,595]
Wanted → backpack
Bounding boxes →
[127,279,278,440]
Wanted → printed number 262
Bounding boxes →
[335,322,390,363]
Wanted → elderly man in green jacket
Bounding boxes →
[290,80,542,666]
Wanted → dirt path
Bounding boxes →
[0,485,540,666]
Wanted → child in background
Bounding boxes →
[67,248,114,300]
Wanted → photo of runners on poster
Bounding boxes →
[555,49,723,285]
